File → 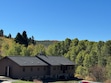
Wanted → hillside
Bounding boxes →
[1,36,111,81]
[0,37,59,57]
[0,37,59,47]
[0,37,14,49]
[36,40,59,47]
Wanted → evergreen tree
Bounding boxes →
[8,33,12,38]
[0,29,4,36]
[28,36,36,45]
[22,31,28,47]
[15,31,29,47]
[15,33,24,44]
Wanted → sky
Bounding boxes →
[0,0,111,41]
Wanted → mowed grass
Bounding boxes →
[49,81,79,83]
[12,80,79,83]
[12,80,33,83]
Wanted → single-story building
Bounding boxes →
[0,54,75,80]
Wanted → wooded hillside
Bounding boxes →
[0,29,111,81]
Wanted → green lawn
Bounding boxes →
[12,80,79,83]
[12,80,33,83]
[49,81,79,83]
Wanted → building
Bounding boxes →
[37,54,75,79]
[0,55,75,80]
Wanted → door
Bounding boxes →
[5,66,10,77]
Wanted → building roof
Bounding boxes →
[7,56,48,66]
[36,54,75,66]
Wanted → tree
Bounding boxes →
[46,44,55,56]
[64,38,71,53]
[78,40,87,51]
[15,33,23,44]
[15,31,29,47]
[20,46,30,56]
[1,43,9,56]
[33,44,46,55]
[89,65,106,82]
[28,36,36,45]
[75,51,85,66]
[0,29,4,37]
[8,33,12,38]
[27,44,35,56]
[75,65,87,78]
[7,43,22,55]
[22,31,28,47]
[65,46,78,62]
[70,38,79,46]
[106,56,111,79]
[97,41,105,66]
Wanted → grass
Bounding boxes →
[12,80,33,83]
[49,81,79,83]
[12,80,79,83]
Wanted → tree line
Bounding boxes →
[0,29,111,81]
[15,31,36,46]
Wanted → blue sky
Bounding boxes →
[0,0,111,41]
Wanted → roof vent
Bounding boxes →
[36,50,46,56]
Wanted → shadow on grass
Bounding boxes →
[41,77,83,83]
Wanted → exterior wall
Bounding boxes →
[50,66,59,75]
[18,66,48,80]
[0,57,75,80]
[0,57,48,80]
[50,65,74,79]
[66,65,75,77]
[0,57,20,77]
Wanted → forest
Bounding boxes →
[0,29,111,82]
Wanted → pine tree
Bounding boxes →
[22,31,28,47]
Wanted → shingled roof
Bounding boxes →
[2,55,74,66]
[36,54,75,66]
[7,56,48,66]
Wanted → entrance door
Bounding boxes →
[5,66,10,77]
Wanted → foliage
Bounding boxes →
[33,44,46,55]
[89,65,106,82]
[0,29,4,37]
[1,29,111,81]
[14,31,36,47]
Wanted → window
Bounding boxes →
[61,66,62,70]
[72,66,74,69]
[68,66,70,70]
[30,67,33,71]
[58,66,60,70]
[23,67,25,72]
[37,67,39,71]
[44,67,46,70]
[65,66,68,70]
[53,67,56,70]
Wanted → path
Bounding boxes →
[0,76,15,83]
